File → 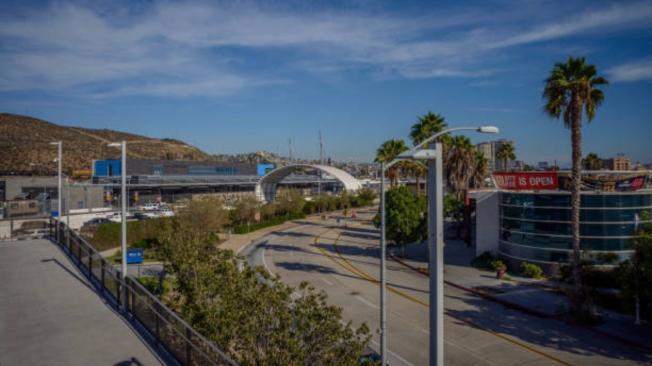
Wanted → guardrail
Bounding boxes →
[49,219,237,366]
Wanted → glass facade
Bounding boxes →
[499,192,652,263]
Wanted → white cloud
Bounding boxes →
[0,1,651,98]
[608,58,652,82]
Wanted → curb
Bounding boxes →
[388,252,652,354]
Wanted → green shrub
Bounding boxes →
[490,259,506,271]
[520,262,544,279]
[471,251,499,270]
[232,212,306,234]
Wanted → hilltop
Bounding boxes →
[0,113,212,175]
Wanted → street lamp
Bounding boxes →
[50,141,62,242]
[107,141,128,288]
[378,125,498,366]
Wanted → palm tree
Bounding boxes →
[471,150,488,188]
[495,142,516,172]
[445,135,476,197]
[410,112,448,145]
[543,56,608,311]
[582,152,602,170]
[403,161,427,194]
[375,139,408,187]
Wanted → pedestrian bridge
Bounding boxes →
[255,164,362,202]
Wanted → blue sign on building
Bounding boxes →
[51,210,59,218]
[126,248,144,264]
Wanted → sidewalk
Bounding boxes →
[391,239,652,352]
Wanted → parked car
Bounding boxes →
[141,202,159,211]
[132,212,151,220]
[159,207,174,217]
[84,217,111,226]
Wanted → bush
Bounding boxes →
[471,251,498,270]
[490,259,506,271]
[232,212,306,234]
[520,262,544,279]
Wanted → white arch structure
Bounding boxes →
[255,164,363,202]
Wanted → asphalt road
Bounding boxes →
[245,210,651,366]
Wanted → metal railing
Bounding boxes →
[49,219,237,366]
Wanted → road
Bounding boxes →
[245,210,650,366]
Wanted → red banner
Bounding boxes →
[493,172,559,190]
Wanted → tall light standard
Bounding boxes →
[378,126,498,366]
[50,141,62,241]
[108,141,128,285]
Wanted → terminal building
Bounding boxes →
[469,171,652,272]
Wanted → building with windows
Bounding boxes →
[476,139,515,174]
[604,157,631,171]
[469,171,651,272]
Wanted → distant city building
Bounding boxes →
[537,161,549,170]
[476,142,495,174]
[509,160,525,171]
[478,139,515,172]
[603,157,631,171]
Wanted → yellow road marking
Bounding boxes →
[314,226,573,366]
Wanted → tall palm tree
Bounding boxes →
[403,161,427,194]
[445,135,476,198]
[410,112,448,145]
[495,142,516,172]
[543,57,608,308]
[471,150,488,188]
[582,152,602,170]
[375,139,408,187]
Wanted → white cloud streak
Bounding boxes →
[608,58,652,82]
[0,1,651,98]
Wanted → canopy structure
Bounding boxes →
[255,164,363,202]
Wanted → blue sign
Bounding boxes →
[126,248,144,264]
[51,210,59,218]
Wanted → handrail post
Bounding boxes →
[186,327,192,364]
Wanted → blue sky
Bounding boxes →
[1,0,651,165]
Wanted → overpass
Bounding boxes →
[255,164,362,202]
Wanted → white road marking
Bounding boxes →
[369,339,414,366]
[321,278,334,286]
[354,295,379,309]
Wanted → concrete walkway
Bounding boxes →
[0,239,163,366]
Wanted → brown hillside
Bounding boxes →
[0,113,213,175]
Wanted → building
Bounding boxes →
[476,142,495,175]
[92,158,272,177]
[537,161,549,170]
[603,157,631,171]
[469,171,651,273]
[477,139,515,173]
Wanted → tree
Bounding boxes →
[276,188,306,215]
[175,196,230,242]
[403,161,426,194]
[471,150,488,188]
[157,212,371,365]
[495,142,516,172]
[352,187,377,207]
[543,56,608,315]
[619,212,652,323]
[373,186,426,246]
[231,195,260,225]
[444,193,465,239]
[582,152,602,170]
[409,112,449,146]
[445,136,477,197]
[375,139,408,187]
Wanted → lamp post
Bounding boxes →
[50,141,62,242]
[108,141,128,285]
[378,125,498,366]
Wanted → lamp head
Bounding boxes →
[478,126,499,134]
[107,142,122,147]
